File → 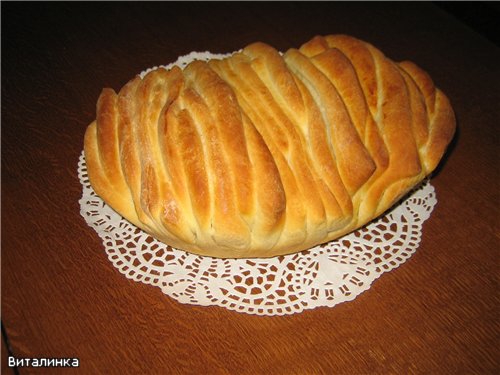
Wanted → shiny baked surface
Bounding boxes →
[84,34,455,258]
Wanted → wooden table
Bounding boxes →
[2,3,498,374]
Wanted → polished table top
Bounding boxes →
[2,3,498,374]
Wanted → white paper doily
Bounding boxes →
[79,52,438,316]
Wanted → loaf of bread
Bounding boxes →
[84,35,455,258]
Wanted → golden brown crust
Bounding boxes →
[84,35,456,258]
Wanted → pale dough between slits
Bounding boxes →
[84,35,456,258]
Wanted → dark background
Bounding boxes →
[435,1,500,46]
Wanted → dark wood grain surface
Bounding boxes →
[2,2,498,374]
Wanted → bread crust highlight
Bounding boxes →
[84,35,455,258]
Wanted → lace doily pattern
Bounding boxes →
[78,152,436,316]
[79,51,437,316]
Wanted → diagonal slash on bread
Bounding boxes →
[84,35,456,258]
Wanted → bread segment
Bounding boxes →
[84,35,455,258]
[398,61,456,173]
[284,48,376,196]
[210,54,312,250]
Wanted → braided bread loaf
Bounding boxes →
[84,35,455,258]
